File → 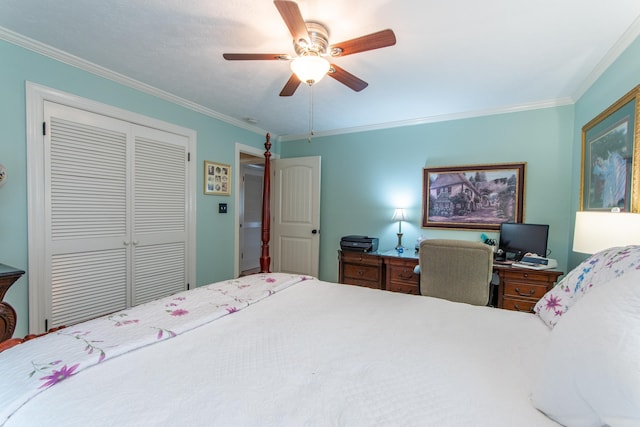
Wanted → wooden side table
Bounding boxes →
[0,263,25,342]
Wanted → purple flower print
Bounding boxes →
[226,306,238,314]
[39,363,80,388]
[265,277,276,283]
[543,294,562,313]
[169,309,188,316]
[155,328,177,340]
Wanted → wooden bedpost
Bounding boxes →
[259,133,272,273]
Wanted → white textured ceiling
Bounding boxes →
[1,0,640,140]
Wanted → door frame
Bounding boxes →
[26,82,197,333]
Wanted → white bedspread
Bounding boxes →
[1,274,558,426]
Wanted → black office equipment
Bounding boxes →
[497,223,549,261]
[340,235,379,252]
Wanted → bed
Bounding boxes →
[1,134,639,426]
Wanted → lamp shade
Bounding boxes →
[290,56,330,85]
[573,211,640,254]
[391,208,406,222]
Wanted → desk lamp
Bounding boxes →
[573,210,640,254]
[392,208,406,250]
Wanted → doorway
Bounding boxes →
[235,143,266,277]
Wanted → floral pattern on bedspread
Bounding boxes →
[0,273,312,425]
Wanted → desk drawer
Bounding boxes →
[503,282,548,300]
[344,264,380,282]
[387,281,419,295]
[388,265,419,285]
[340,251,380,266]
[501,269,557,284]
[502,297,537,313]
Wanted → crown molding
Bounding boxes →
[0,26,268,137]
[572,15,640,101]
[277,97,575,142]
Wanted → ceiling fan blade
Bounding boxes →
[274,1,309,45]
[279,74,302,96]
[223,53,290,61]
[329,29,396,57]
[328,64,368,92]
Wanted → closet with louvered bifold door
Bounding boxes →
[43,101,189,329]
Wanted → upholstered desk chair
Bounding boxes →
[419,239,494,306]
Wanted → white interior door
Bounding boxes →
[45,102,132,328]
[131,125,189,305]
[272,156,321,276]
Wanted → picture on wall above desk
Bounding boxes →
[581,84,639,213]
[204,160,231,196]
[422,162,525,231]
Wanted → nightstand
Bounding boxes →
[0,263,26,341]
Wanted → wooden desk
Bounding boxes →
[338,250,563,312]
[338,250,420,295]
[0,263,25,342]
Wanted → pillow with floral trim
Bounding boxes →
[530,270,640,426]
[534,245,640,328]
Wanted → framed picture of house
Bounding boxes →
[204,160,231,195]
[580,85,639,212]
[422,163,526,230]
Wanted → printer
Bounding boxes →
[340,235,379,253]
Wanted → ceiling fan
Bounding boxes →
[223,0,396,96]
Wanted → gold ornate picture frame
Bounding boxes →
[581,84,640,212]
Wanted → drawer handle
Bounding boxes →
[514,287,535,296]
[512,304,533,313]
[357,270,364,276]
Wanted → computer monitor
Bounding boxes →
[497,222,549,261]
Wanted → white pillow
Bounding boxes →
[530,271,640,426]
[534,245,640,328]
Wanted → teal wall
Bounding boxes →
[281,107,575,282]
[281,34,640,284]
[0,39,268,337]
[569,35,640,267]
[1,30,638,337]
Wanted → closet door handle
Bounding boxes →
[123,241,130,246]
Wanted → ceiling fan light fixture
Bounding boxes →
[290,55,330,85]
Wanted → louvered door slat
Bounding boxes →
[133,242,186,305]
[50,249,127,327]
[134,136,186,234]
[50,117,127,240]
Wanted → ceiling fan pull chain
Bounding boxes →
[308,84,314,143]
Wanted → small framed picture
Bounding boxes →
[204,161,231,196]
